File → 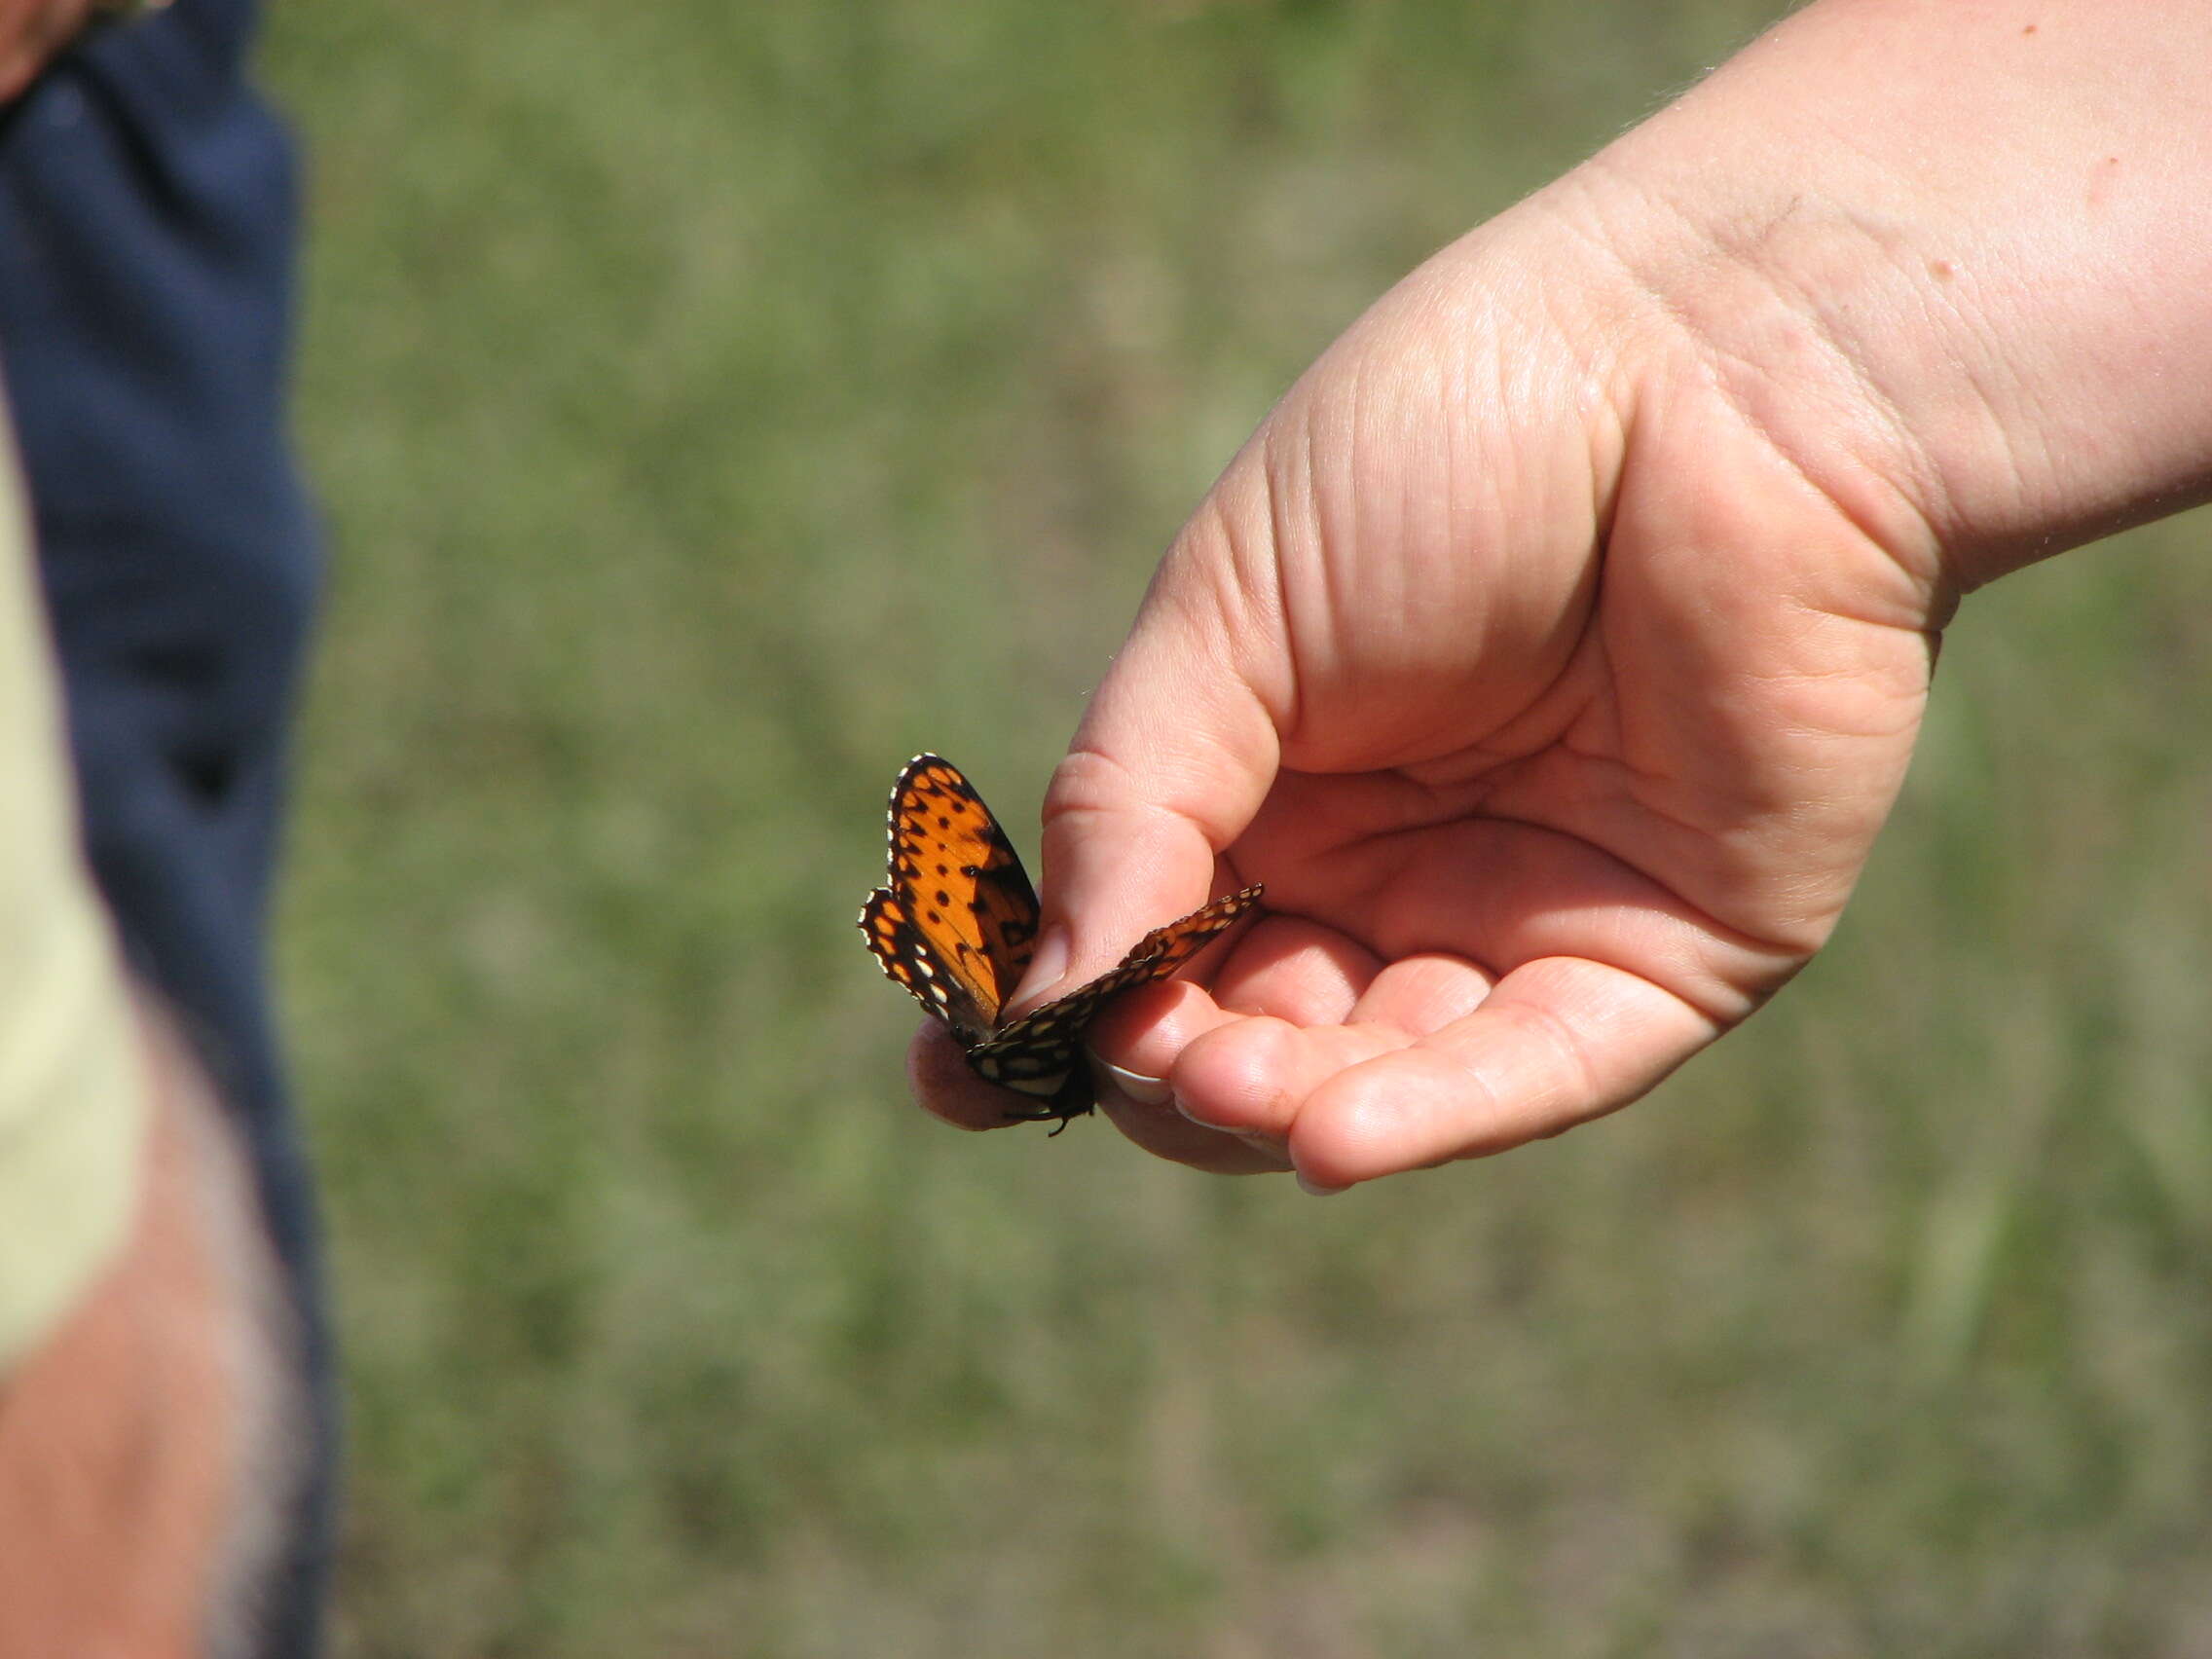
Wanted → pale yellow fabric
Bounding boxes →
[0,403,146,1375]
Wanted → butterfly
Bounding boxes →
[860,754,1263,1127]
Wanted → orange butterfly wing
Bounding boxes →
[860,755,1041,1044]
[860,753,1262,1125]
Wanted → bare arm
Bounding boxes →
[0,1002,289,1659]
[1588,0,2212,589]
[911,0,2212,1187]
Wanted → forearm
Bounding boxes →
[1565,0,2212,592]
[0,1000,298,1658]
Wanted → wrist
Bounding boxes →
[1569,0,2212,594]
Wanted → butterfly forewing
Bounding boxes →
[861,755,1041,1042]
[884,755,1040,1015]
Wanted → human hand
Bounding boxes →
[914,196,1940,1185]
[912,0,2212,1188]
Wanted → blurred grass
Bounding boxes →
[260,2,2212,1654]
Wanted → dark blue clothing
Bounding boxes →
[0,4,330,1651]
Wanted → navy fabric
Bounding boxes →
[0,3,331,1651]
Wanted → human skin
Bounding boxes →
[0,0,98,101]
[908,0,2212,1189]
[0,1006,256,1657]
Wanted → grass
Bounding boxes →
[261,2,2212,1654]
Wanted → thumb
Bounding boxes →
[1011,536,1284,1012]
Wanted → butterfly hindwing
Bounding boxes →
[861,753,1263,1126]
[967,884,1265,1110]
[859,887,999,1043]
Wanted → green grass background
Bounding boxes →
[260,2,2212,1654]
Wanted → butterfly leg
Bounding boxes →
[999,1067,1097,1133]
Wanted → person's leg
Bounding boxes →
[0,3,332,1650]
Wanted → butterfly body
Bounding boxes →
[860,754,1261,1126]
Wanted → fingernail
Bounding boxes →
[1095,1059,1171,1107]
[1171,1091,1216,1126]
[1019,926,1070,1002]
[1234,1129,1292,1163]
[1170,1096,1279,1161]
[1294,1172,1348,1198]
